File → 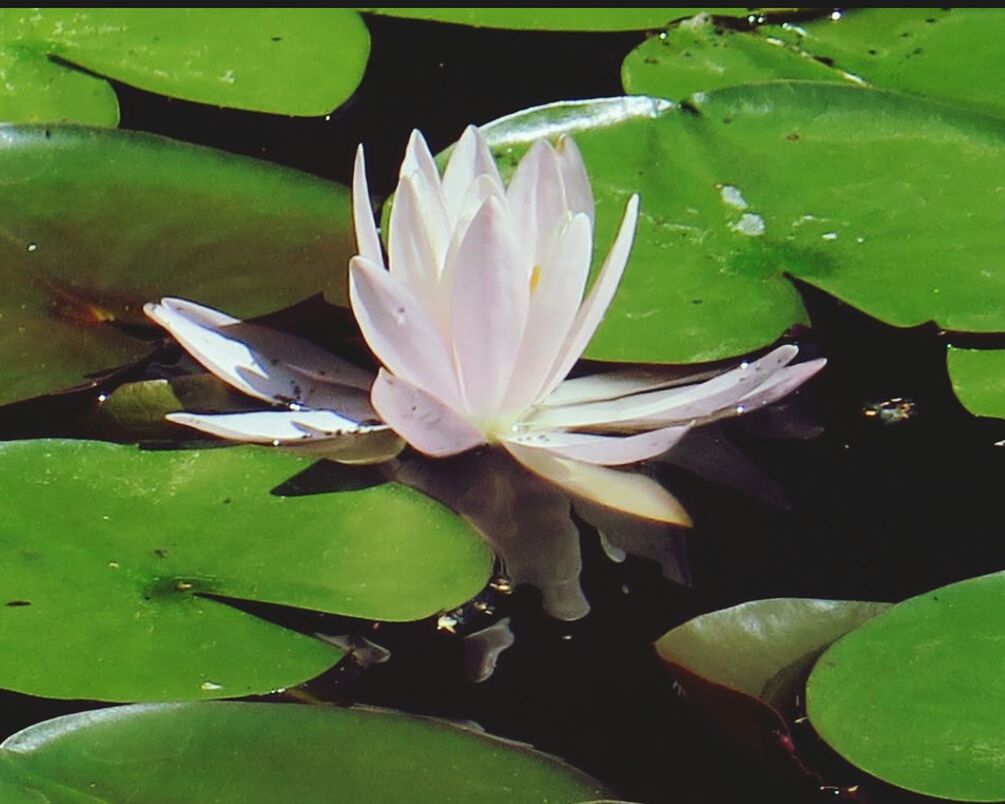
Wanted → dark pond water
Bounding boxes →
[3,12,1004,804]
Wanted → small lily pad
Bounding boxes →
[655,598,889,769]
[481,84,1005,364]
[0,124,354,406]
[0,439,491,701]
[0,8,370,122]
[807,571,1005,802]
[0,703,611,803]
[947,347,1005,419]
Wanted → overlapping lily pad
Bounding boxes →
[947,347,1005,419]
[623,10,1005,119]
[0,703,610,803]
[0,124,354,406]
[481,85,1005,363]
[0,8,370,123]
[0,439,491,700]
[655,598,889,769]
[807,572,1005,802]
[361,7,748,31]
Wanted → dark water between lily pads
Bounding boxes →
[3,12,1004,804]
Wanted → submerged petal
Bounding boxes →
[504,441,691,525]
[371,369,485,457]
[504,424,690,466]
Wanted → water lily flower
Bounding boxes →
[349,126,826,524]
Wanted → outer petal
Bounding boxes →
[539,194,640,398]
[145,298,373,406]
[442,125,505,221]
[541,365,722,408]
[352,146,384,267]
[555,135,594,224]
[501,212,592,413]
[371,369,485,457]
[166,409,380,443]
[526,345,802,431]
[504,424,690,466]
[504,442,691,526]
[349,256,462,407]
[448,196,529,415]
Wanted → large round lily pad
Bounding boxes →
[0,703,611,803]
[807,571,1005,802]
[0,439,491,701]
[480,85,1005,363]
[0,8,370,123]
[0,124,355,406]
[361,7,748,31]
[948,347,1005,419]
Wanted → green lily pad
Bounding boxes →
[0,439,491,701]
[948,347,1005,419]
[480,84,1005,363]
[0,8,369,122]
[361,7,750,31]
[0,42,119,126]
[807,572,1005,802]
[0,703,610,803]
[655,598,889,772]
[622,14,858,101]
[624,10,1005,120]
[0,124,354,407]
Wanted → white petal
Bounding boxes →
[539,194,640,398]
[371,369,485,457]
[504,442,691,525]
[166,409,379,444]
[400,129,443,189]
[501,212,592,412]
[555,135,594,224]
[352,146,384,267]
[349,256,461,407]
[506,139,566,266]
[448,196,529,415]
[145,298,374,408]
[504,424,690,465]
[388,176,440,289]
[442,125,505,222]
[542,364,723,407]
[527,344,800,431]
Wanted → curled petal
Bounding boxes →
[372,369,485,458]
[145,298,373,407]
[504,441,691,526]
[352,146,384,267]
[539,194,640,398]
[349,256,461,407]
[504,424,690,466]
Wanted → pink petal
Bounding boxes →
[352,146,384,267]
[448,196,529,415]
[504,442,692,525]
[542,364,722,407]
[349,256,462,408]
[504,424,690,466]
[501,212,592,413]
[539,194,640,398]
[555,135,594,223]
[442,125,505,221]
[371,369,485,457]
[506,139,566,266]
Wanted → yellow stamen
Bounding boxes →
[530,264,542,294]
